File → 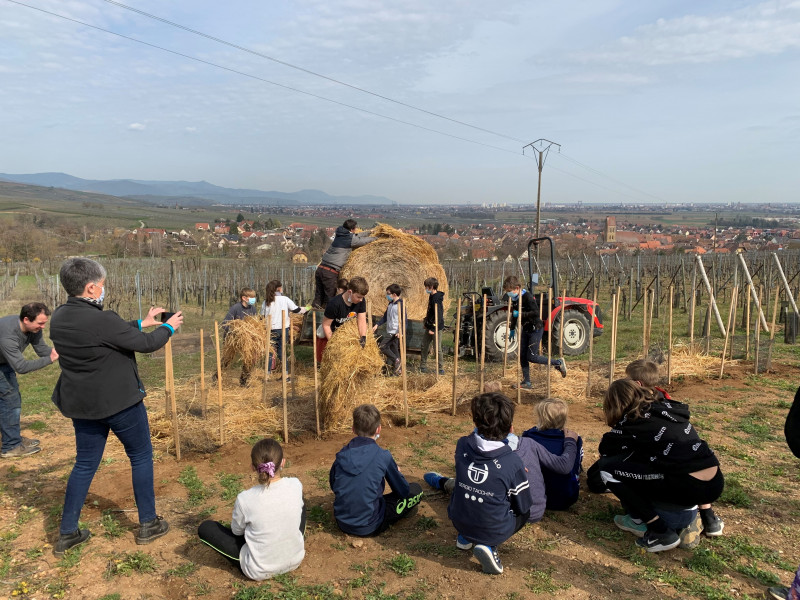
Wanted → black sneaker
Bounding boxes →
[766,586,790,600]
[54,529,91,557]
[136,516,169,545]
[635,528,681,552]
[556,360,568,378]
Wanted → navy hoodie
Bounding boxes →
[522,427,583,511]
[448,433,532,546]
[329,437,410,536]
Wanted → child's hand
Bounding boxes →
[372,324,378,333]
[565,429,578,440]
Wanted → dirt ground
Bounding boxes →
[1,360,799,600]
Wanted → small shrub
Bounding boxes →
[105,551,157,578]
[387,553,416,576]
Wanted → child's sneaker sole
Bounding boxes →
[678,515,703,549]
[614,514,647,538]
[473,544,503,574]
[456,535,473,550]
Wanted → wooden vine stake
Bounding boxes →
[164,338,173,417]
[766,286,780,371]
[745,292,751,360]
[754,286,762,374]
[434,302,440,381]
[451,299,462,416]
[667,286,674,385]
[199,329,207,417]
[502,297,512,377]
[516,297,523,405]
[281,311,288,443]
[608,291,618,387]
[312,311,320,436]
[214,321,224,445]
[705,305,712,355]
[261,321,271,406]
[585,286,597,398]
[641,286,648,357]
[559,291,566,362]
[719,286,738,379]
[164,338,180,460]
[689,284,697,351]
[290,315,296,399]
[546,288,553,398]
[647,288,655,352]
[480,294,487,392]
[400,301,409,426]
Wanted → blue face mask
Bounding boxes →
[248,297,256,306]
[510,292,519,300]
[98,286,105,303]
[386,294,393,302]
[425,289,433,294]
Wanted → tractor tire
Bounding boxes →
[483,309,519,362]
[551,310,591,356]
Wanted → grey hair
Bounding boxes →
[60,257,107,297]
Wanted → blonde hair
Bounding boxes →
[603,379,651,427]
[535,398,568,430]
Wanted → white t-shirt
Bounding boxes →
[231,478,305,581]
[261,296,299,331]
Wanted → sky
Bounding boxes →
[1,0,799,205]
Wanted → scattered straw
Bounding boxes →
[221,316,271,369]
[318,319,385,430]
[340,223,450,321]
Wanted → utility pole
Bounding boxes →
[523,139,560,262]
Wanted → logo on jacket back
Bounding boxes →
[467,462,488,485]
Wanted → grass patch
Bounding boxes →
[101,512,126,538]
[415,516,438,531]
[218,472,244,501]
[166,562,198,577]
[27,419,48,432]
[57,545,85,570]
[97,595,122,600]
[736,563,781,586]
[684,548,726,577]
[386,553,415,576]
[307,504,333,530]
[526,567,571,594]
[717,477,753,508]
[178,466,214,506]
[105,550,157,578]
[306,468,329,491]
[407,540,460,558]
[232,574,338,600]
[585,525,625,542]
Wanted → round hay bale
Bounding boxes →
[340,223,449,321]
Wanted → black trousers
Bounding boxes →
[379,334,401,364]
[338,482,423,537]
[459,510,529,546]
[198,505,307,569]
[520,327,558,378]
[587,455,724,524]
[313,267,339,308]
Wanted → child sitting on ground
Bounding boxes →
[625,359,724,537]
[588,379,724,553]
[518,398,583,514]
[373,284,404,376]
[198,439,305,580]
[329,404,423,536]
[428,392,532,574]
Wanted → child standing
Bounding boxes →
[373,284,404,376]
[446,392,532,574]
[198,439,305,580]
[518,398,582,515]
[625,359,724,537]
[220,287,259,386]
[587,379,724,552]
[329,404,423,536]
[319,277,370,364]
[419,277,445,374]
[502,276,566,390]
[261,280,307,380]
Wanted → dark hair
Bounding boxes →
[336,277,349,291]
[386,283,402,297]
[603,379,651,427]
[625,359,660,388]
[348,276,369,296]
[343,219,357,232]
[264,280,282,306]
[59,257,107,297]
[471,392,515,441]
[251,438,283,486]
[423,277,439,290]
[20,302,50,322]
[503,276,521,291]
[353,403,381,437]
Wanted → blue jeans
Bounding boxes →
[0,364,22,452]
[270,328,289,375]
[60,401,156,534]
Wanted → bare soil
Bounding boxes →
[2,361,798,600]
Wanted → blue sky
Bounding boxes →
[1,0,799,205]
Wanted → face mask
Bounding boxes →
[248,297,256,306]
[98,286,105,303]
[510,292,519,300]
[386,294,393,302]
[425,289,433,294]
[375,433,380,440]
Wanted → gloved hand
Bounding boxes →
[509,329,516,341]
[359,336,367,348]
[512,310,519,318]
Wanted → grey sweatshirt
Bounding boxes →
[0,315,53,374]
[515,436,578,523]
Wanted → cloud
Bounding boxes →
[128,122,146,131]
[575,1,800,66]
[185,126,197,132]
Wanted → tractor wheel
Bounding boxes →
[483,310,519,362]
[551,310,591,356]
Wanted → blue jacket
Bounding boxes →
[329,437,410,536]
[448,433,532,546]
[522,427,583,510]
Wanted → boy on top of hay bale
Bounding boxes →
[329,404,423,536]
[219,287,259,386]
[625,359,725,539]
[312,219,376,310]
[373,283,405,376]
[319,277,370,364]
[419,277,445,374]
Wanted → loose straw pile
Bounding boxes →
[318,319,385,430]
[221,316,271,369]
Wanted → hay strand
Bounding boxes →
[221,316,271,370]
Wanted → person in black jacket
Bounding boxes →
[587,379,724,553]
[502,276,566,389]
[312,220,375,309]
[419,277,445,374]
[49,258,183,557]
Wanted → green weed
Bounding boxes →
[306,468,329,491]
[101,512,126,538]
[526,567,571,594]
[736,563,780,586]
[178,466,213,506]
[387,553,416,576]
[166,562,198,577]
[407,540,460,558]
[97,595,122,600]
[718,477,753,508]
[307,504,333,530]
[684,548,726,577]
[27,419,48,432]
[105,550,157,578]
[218,472,244,501]
[415,516,438,531]
[58,545,84,570]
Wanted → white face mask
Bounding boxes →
[248,297,256,306]
[98,286,105,303]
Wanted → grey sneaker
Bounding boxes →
[556,360,568,378]
[614,514,647,538]
[1,443,41,458]
[702,514,724,537]
[679,514,703,549]
[21,436,40,447]
[54,529,90,557]
[473,544,503,574]
[513,380,532,389]
[136,516,169,545]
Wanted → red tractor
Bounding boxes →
[456,237,603,361]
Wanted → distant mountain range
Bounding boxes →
[0,172,392,206]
